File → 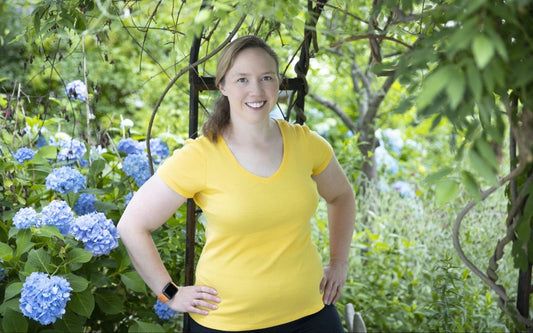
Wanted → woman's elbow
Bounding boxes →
[116,218,131,241]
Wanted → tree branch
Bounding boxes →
[309,93,358,134]
[331,34,413,50]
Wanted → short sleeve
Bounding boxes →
[156,139,206,198]
[307,129,334,175]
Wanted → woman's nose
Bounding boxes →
[248,79,263,94]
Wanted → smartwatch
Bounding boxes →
[157,281,179,303]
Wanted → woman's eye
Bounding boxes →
[262,76,273,81]
[237,78,247,83]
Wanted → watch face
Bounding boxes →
[164,282,178,298]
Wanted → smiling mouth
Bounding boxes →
[246,101,267,109]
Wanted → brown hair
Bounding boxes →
[202,35,280,142]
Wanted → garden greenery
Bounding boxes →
[1,0,531,331]
[0,84,186,331]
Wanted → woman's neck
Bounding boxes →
[224,118,277,145]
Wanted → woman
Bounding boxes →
[117,35,355,332]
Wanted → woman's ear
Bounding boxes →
[217,79,227,96]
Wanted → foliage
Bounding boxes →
[393,0,533,326]
[1,0,532,331]
[0,91,187,331]
[323,183,515,332]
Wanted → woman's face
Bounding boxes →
[218,47,279,125]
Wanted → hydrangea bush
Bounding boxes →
[0,107,186,332]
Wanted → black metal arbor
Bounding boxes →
[182,1,327,330]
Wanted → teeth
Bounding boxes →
[247,101,265,108]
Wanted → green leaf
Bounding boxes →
[27,248,51,271]
[53,310,85,332]
[0,242,13,260]
[435,179,460,205]
[32,4,48,35]
[461,170,481,202]
[64,273,90,292]
[4,282,23,301]
[423,167,454,184]
[474,139,499,170]
[466,61,483,101]
[95,292,124,315]
[516,214,531,242]
[15,229,34,258]
[468,148,498,185]
[512,238,529,270]
[67,247,93,265]
[194,9,211,25]
[486,27,508,62]
[521,194,533,223]
[94,201,120,211]
[417,65,453,110]
[482,66,495,96]
[446,66,466,109]
[71,8,88,31]
[34,225,64,240]
[472,34,495,69]
[2,308,28,333]
[35,145,58,160]
[68,289,95,317]
[0,298,21,313]
[120,271,147,293]
[129,321,166,333]
[89,159,106,179]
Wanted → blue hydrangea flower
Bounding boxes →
[0,259,5,282]
[45,166,87,194]
[117,138,144,155]
[41,200,74,235]
[50,138,87,164]
[71,212,119,256]
[143,138,170,163]
[36,134,48,148]
[13,147,35,163]
[381,128,404,155]
[74,193,98,216]
[392,180,415,199]
[13,207,43,229]
[124,191,135,206]
[20,272,72,325]
[122,154,152,187]
[154,299,178,320]
[375,145,399,175]
[65,80,88,102]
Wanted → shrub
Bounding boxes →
[0,98,186,332]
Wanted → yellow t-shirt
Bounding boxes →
[157,118,333,330]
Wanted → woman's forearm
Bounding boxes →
[327,187,355,265]
[118,224,172,296]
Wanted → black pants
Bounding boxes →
[189,304,344,333]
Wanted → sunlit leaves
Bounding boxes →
[472,34,494,69]
[435,179,460,205]
[416,65,453,110]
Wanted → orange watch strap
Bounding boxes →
[157,293,170,303]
